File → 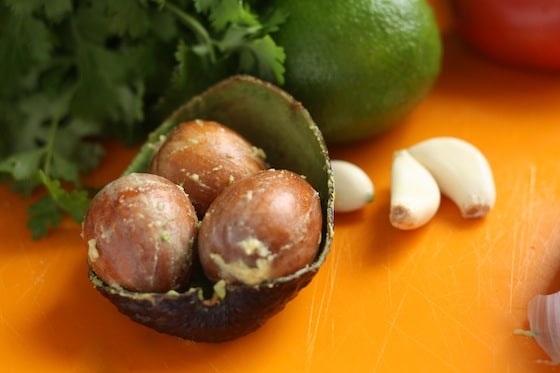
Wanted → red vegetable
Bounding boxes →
[453,0,560,71]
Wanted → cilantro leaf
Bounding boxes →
[105,0,152,38]
[200,0,260,31]
[44,0,73,22]
[0,149,45,181]
[50,152,81,185]
[2,0,72,20]
[0,13,53,98]
[27,194,63,240]
[2,0,43,16]
[27,171,92,239]
[15,94,63,151]
[53,118,105,162]
[69,42,125,121]
[193,0,213,13]
[39,171,91,223]
[238,34,285,85]
[172,39,192,88]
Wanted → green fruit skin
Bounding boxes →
[270,0,442,143]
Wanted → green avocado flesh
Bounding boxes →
[90,75,335,343]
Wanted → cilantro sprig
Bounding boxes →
[0,0,287,238]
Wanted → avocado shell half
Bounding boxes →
[89,75,335,343]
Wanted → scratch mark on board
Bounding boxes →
[508,164,536,312]
[373,287,408,371]
[304,238,339,372]
[0,311,24,343]
[393,322,462,373]
[409,283,493,352]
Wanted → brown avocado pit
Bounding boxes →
[88,75,335,343]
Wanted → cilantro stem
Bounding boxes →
[42,87,75,178]
[43,110,61,178]
[163,2,217,63]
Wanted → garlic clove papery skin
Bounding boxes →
[407,137,496,219]
[331,160,375,213]
[390,150,441,230]
[528,292,560,364]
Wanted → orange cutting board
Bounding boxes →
[2,5,560,372]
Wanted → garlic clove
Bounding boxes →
[527,292,560,364]
[407,137,495,218]
[390,150,441,230]
[331,160,374,213]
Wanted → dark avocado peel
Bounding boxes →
[88,75,335,343]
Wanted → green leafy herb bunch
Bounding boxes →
[0,0,287,238]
